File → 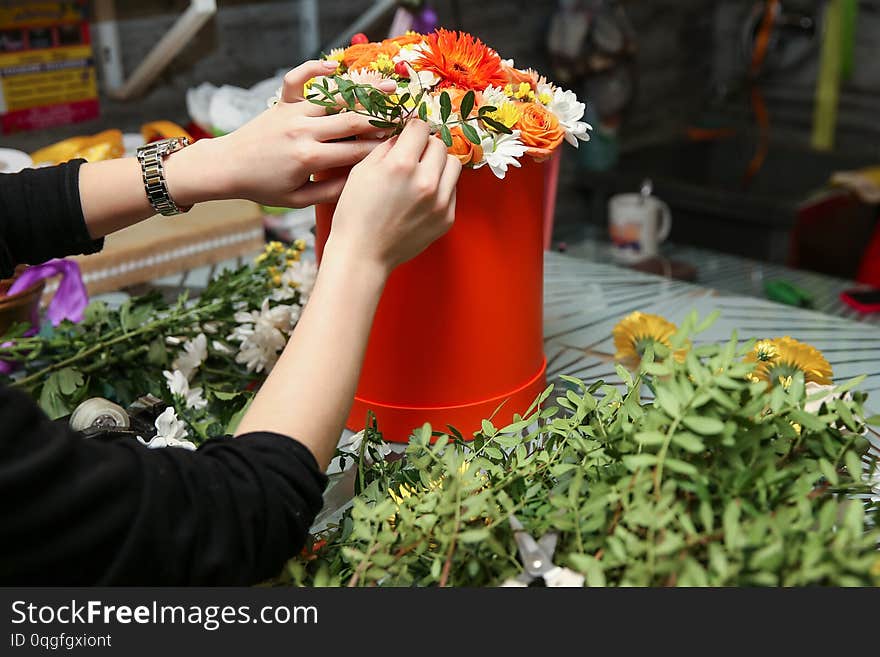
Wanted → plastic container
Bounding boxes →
[315,159,547,442]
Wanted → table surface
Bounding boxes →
[564,238,879,327]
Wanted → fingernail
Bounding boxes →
[374,131,386,139]
[322,60,339,69]
[378,80,397,91]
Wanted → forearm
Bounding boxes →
[78,137,230,238]
[235,239,388,470]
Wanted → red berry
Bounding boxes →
[351,32,369,45]
[394,61,410,77]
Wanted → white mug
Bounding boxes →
[608,193,672,263]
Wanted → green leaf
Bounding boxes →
[654,387,680,418]
[664,458,698,477]
[440,91,452,123]
[865,415,880,426]
[682,416,724,435]
[213,390,240,401]
[567,553,603,587]
[844,451,864,483]
[440,124,453,147]
[418,102,428,122]
[818,458,839,486]
[623,454,658,470]
[672,432,705,453]
[460,90,475,119]
[480,115,513,134]
[369,119,397,129]
[723,500,741,550]
[834,374,866,395]
[458,528,489,544]
[56,367,84,396]
[461,122,481,145]
[634,430,666,446]
[225,395,254,434]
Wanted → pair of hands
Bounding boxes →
[211,60,462,274]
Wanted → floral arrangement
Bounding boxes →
[287,312,880,587]
[291,29,591,178]
[0,242,315,445]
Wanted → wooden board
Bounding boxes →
[65,199,265,296]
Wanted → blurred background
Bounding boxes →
[3,0,880,300]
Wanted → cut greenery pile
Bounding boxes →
[286,313,880,587]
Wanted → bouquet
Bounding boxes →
[289,29,591,178]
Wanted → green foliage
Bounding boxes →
[307,76,508,141]
[0,245,302,439]
[284,319,880,587]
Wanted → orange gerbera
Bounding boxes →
[502,63,539,89]
[515,102,565,159]
[415,29,506,90]
[344,41,400,71]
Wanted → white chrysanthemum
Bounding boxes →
[397,62,440,104]
[138,407,196,451]
[475,130,528,179]
[172,333,207,380]
[163,369,208,411]
[211,339,234,356]
[229,299,295,373]
[548,87,592,147]
[393,42,427,64]
[481,85,509,108]
[272,260,318,303]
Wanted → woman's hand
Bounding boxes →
[324,119,462,275]
[165,60,397,209]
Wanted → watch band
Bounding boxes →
[136,137,192,216]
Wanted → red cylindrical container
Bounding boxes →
[316,160,547,442]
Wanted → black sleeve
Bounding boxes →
[0,160,104,278]
[0,385,328,585]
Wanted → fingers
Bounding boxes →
[437,155,463,204]
[287,177,348,207]
[312,139,387,170]
[309,111,387,141]
[282,60,340,102]
[419,136,449,178]
[392,119,432,163]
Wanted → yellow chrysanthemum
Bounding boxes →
[744,336,833,386]
[484,101,522,129]
[326,47,345,63]
[293,239,307,251]
[612,312,686,365]
[538,90,553,105]
[370,53,395,74]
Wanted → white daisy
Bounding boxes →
[393,42,427,65]
[229,299,295,373]
[548,87,592,147]
[211,340,235,356]
[172,333,207,380]
[163,369,208,411]
[475,130,528,179]
[138,407,196,451]
[272,260,318,304]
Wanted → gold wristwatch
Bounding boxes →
[136,137,192,216]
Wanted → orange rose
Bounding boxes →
[385,33,424,48]
[448,127,484,166]
[502,63,539,89]
[515,102,564,159]
[343,41,400,71]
